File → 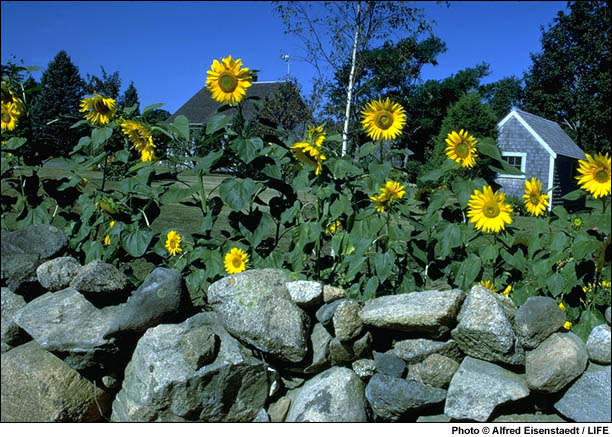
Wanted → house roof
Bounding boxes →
[498,109,586,160]
[167,81,287,125]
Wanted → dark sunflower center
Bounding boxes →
[1,111,11,123]
[170,239,177,249]
[484,202,500,218]
[455,142,469,158]
[530,194,540,205]
[232,257,242,268]
[375,111,394,130]
[595,168,610,183]
[219,72,238,93]
[93,99,111,115]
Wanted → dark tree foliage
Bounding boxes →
[479,76,524,120]
[85,66,121,99]
[523,1,610,154]
[119,81,141,115]
[28,50,87,164]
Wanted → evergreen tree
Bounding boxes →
[119,81,140,115]
[29,50,87,163]
[479,76,524,120]
[523,1,610,154]
[85,66,121,99]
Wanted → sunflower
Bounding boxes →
[326,220,342,235]
[522,177,549,216]
[291,141,326,175]
[1,102,21,131]
[206,55,252,106]
[558,302,566,311]
[563,321,572,330]
[224,247,249,274]
[361,97,406,141]
[445,129,478,168]
[121,120,154,150]
[307,125,326,147]
[414,187,433,211]
[467,185,513,233]
[103,235,111,246]
[370,192,389,213]
[571,216,583,229]
[165,230,183,256]
[501,285,511,297]
[80,93,117,125]
[383,180,406,201]
[1,81,24,111]
[576,153,611,198]
[479,280,497,292]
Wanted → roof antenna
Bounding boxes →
[280,54,290,79]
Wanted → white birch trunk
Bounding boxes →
[341,1,361,157]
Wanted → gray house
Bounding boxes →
[496,108,586,211]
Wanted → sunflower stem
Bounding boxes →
[379,140,384,164]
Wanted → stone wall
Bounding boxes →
[1,225,611,422]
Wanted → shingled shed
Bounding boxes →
[496,108,587,211]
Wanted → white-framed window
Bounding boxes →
[499,151,526,178]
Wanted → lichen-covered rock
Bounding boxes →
[408,353,460,389]
[605,307,611,325]
[359,289,465,338]
[451,285,524,365]
[352,358,377,380]
[36,256,82,292]
[286,280,322,309]
[13,288,121,373]
[390,338,463,364]
[207,269,310,363]
[526,332,587,392]
[554,365,611,422]
[332,299,363,341]
[365,373,447,421]
[285,366,367,422]
[1,341,112,422]
[586,324,611,365]
[514,296,566,349]
[323,284,346,303]
[104,267,192,339]
[444,356,530,422]
[1,287,30,353]
[111,312,269,422]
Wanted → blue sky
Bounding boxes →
[1,1,568,115]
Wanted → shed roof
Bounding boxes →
[499,109,586,160]
[167,81,286,125]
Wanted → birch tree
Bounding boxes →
[273,1,438,156]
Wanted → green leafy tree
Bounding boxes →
[523,1,610,154]
[28,50,87,163]
[479,76,524,120]
[85,66,121,99]
[119,81,141,115]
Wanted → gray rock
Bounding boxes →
[526,332,587,392]
[554,365,611,422]
[3,224,68,259]
[390,338,463,364]
[323,284,346,303]
[606,307,611,325]
[36,256,82,292]
[285,366,367,422]
[111,312,269,422]
[365,373,447,421]
[315,298,346,329]
[586,324,611,364]
[373,350,406,378]
[1,287,30,352]
[13,288,120,372]
[207,269,310,363]
[408,353,460,389]
[286,280,322,309]
[304,322,333,373]
[444,356,530,422]
[493,413,566,422]
[514,296,566,349]
[416,414,452,422]
[252,408,270,422]
[359,289,465,338]
[329,331,372,366]
[102,375,120,390]
[282,376,305,389]
[1,341,112,422]
[451,285,525,365]
[268,396,291,422]
[332,299,363,341]
[104,267,190,339]
[352,358,377,380]
[70,259,128,294]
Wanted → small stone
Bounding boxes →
[330,331,372,366]
[332,299,363,341]
[586,324,611,365]
[281,376,305,389]
[605,307,611,325]
[390,338,462,364]
[416,414,452,422]
[373,351,406,378]
[267,366,281,397]
[352,358,377,380]
[304,323,333,374]
[102,375,120,390]
[409,353,459,389]
[323,284,346,303]
[315,298,346,329]
[268,396,291,422]
[286,280,323,309]
[36,257,82,292]
[70,260,129,294]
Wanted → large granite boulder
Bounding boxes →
[111,312,269,422]
[207,269,310,363]
[526,332,587,392]
[554,365,611,422]
[451,285,525,365]
[514,296,565,349]
[444,356,530,422]
[359,289,465,338]
[285,366,367,422]
[586,324,611,365]
[1,341,112,422]
[365,373,447,421]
